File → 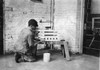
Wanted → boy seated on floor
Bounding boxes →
[14,19,41,63]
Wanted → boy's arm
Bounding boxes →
[28,34,34,47]
[27,34,40,47]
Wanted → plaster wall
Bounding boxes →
[4,0,82,53]
[54,0,79,52]
[4,0,51,52]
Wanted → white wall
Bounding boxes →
[54,0,79,52]
[4,0,51,52]
[4,0,82,53]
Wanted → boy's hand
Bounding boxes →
[40,38,45,42]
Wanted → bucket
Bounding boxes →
[43,53,50,62]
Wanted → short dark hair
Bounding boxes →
[28,19,38,27]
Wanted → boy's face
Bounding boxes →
[30,25,36,30]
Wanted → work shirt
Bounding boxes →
[15,27,36,53]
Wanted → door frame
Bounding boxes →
[80,0,85,53]
[77,0,85,53]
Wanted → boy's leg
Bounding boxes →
[24,45,37,62]
[31,45,37,60]
[15,52,24,63]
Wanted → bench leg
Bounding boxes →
[63,41,71,61]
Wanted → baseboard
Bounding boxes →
[83,47,100,57]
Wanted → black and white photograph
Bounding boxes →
[0,0,100,70]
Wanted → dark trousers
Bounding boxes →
[15,45,37,63]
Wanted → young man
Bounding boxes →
[15,19,39,63]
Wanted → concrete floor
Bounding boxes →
[0,51,99,70]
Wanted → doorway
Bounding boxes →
[83,0,100,56]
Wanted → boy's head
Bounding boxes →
[28,19,38,27]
